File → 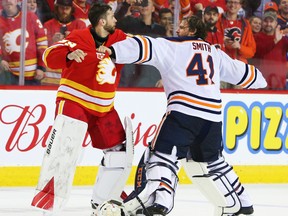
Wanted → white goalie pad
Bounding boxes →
[124,151,179,215]
[31,114,88,213]
[92,116,134,204]
[182,159,241,215]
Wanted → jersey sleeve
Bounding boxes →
[42,41,72,69]
[217,48,267,89]
[112,35,160,66]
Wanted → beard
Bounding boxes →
[263,26,274,34]
[205,20,217,28]
[57,14,73,24]
[104,23,116,34]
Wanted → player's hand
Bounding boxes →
[97,46,112,56]
[67,49,87,63]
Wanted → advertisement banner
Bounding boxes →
[0,89,287,185]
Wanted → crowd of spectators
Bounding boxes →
[0,0,287,90]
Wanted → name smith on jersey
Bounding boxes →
[192,42,211,53]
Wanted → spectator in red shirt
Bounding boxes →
[0,0,48,85]
[44,0,86,46]
[203,5,225,51]
[253,11,288,90]
[42,0,85,85]
[216,0,256,89]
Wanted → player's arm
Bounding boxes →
[43,45,71,69]
[102,35,161,66]
[43,38,86,69]
[218,48,267,89]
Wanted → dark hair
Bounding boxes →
[159,8,173,18]
[185,16,207,40]
[88,3,112,28]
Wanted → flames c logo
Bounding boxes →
[97,56,117,85]
[3,29,29,54]
[224,27,241,42]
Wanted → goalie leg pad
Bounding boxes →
[124,149,179,215]
[92,117,134,205]
[31,114,88,212]
[182,157,242,215]
[92,151,129,204]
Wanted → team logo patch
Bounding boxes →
[224,27,241,42]
[97,57,117,84]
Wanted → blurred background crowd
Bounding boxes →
[0,0,287,90]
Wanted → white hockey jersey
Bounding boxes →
[111,36,267,122]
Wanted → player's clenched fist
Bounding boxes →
[67,49,87,63]
[97,45,112,55]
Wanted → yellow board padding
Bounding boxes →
[0,165,288,187]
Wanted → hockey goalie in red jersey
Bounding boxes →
[31,3,134,216]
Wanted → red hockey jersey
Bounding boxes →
[43,28,127,116]
[0,11,48,79]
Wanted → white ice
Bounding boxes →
[1,184,288,216]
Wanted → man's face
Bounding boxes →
[57,5,73,23]
[226,0,242,15]
[204,11,219,27]
[103,9,117,34]
[2,0,18,11]
[140,0,155,17]
[176,20,189,37]
[160,12,173,27]
[279,0,288,14]
[262,17,277,34]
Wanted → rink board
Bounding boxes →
[0,88,287,186]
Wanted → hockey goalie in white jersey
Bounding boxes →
[97,16,267,216]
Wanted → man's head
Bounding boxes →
[159,8,173,27]
[1,0,18,16]
[279,0,288,15]
[89,3,116,34]
[139,0,155,19]
[54,0,74,23]
[203,6,219,28]
[225,0,243,15]
[176,15,207,39]
[262,11,278,35]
